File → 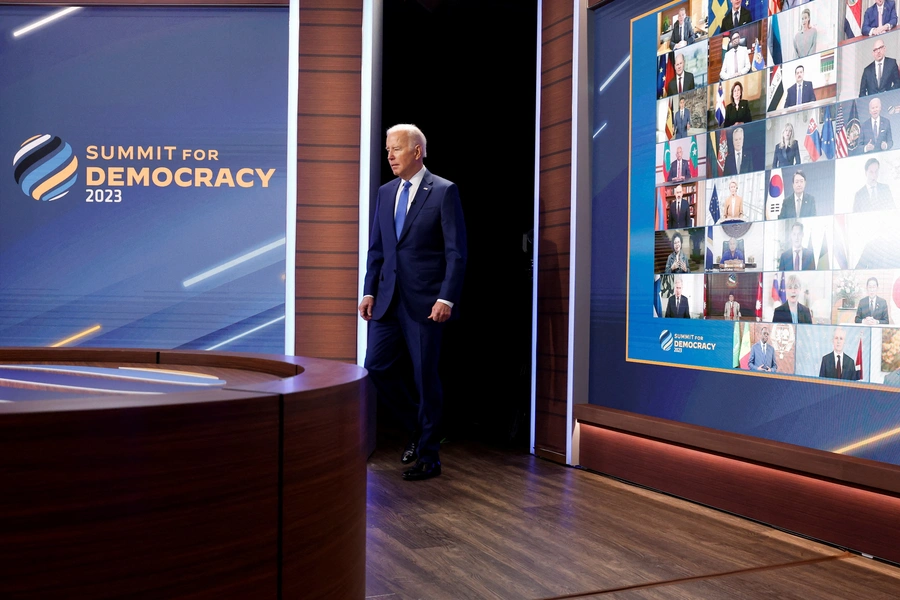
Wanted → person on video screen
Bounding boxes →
[724,127,754,175]
[723,81,752,127]
[724,292,742,320]
[670,6,696,50]
[720,33,751,81]
[668,145,691,182]
[862,0,898,37]
[665,232,690,273]
[772,274,813,323]
[855,277,890,324]
[778,221,816,271]
[794,8,818,58]
[854,157,896,212]
[674,97,691,139]
[861,97,893,153]
[748,326,777,371]
[665,275,691,318]
[722,237,745,262]
[819,327,859,380]
[667,184,692,228]
[859,39,900,96]
[785,65,816,108]
[778,170,816,219]
[773,122,801,167]
[667,53,695,96]
[722,0,752,31]
[723,181,744,220]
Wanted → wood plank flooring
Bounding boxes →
[365,438,900,599]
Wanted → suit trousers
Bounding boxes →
[365,293,445,462]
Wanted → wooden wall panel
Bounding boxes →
[295,1,364,363]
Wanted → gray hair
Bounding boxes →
[386,123,427,157]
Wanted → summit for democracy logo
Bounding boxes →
[13,134,79,201]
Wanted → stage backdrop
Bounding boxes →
[1,6,288,353]
[591,0,900,466]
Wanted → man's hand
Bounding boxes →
[359,297,374,321]
[428,302,451,323]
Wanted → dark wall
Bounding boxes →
[380,0,537,446]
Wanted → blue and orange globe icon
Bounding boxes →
[13,134,78,201]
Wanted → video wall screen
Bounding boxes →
[0,7,288,353]
[590,0,900,466]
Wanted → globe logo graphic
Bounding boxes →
[659,330,674,351]
[13,134,79,201]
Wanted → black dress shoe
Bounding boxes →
[402,460,441,481]
[401,440,418,464]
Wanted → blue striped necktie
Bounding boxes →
[395,180,411,238]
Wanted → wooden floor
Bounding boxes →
[365,438,900,599]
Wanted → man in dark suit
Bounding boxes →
[819,328,859,380]
[747,326,777,371]
[772,274,813,323]
[862,0,898,36]
[859,40,900,96]
[723,127,754,176]
[670,6,695,49]
[673,97,690,139]
[854,157,896,211]
[665,276,690,318]
[778,221,816,271]
[784,65,816,108]
[359,123,467,482]
[861,96,893,153]
[721,0,751,31]
[667,183,691,228]
[666,54,695,96]
[667,145,691,182]
[856,277,890,324]
[778,170,817,219]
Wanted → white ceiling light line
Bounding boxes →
[13,7,82,38]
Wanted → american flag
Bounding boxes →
[835,102,848,158]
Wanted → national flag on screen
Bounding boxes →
[663,140,672,181]
[663,51,676,96]
[752,39,766,71]
[709,183,721,224]
[717,129,728,175]
[656,187,667,230]
[771,273,781,301]
[818,233,830,270]
[756,273,763,320]
[710,0,729,36]
[768,16,783,67]
[689,136,699,177]
[856,338,864,380]
[747,0,765,22]
[806,230,816,269]
[767,168,784,220]
[658,54,668,98]
[835,102,849,158]
[767,65,784,111]
[769,0,781,16]
[733,323,742,368]
[739,322,752,369]
[845,0,863,39]
[846,100,861,155]
[715,82,726,126]
[706,225,715,269]
[805,118,822,161]
[666,98,675,140]
[654,275,663,317]
[834,214,849,269]
[779,271,786,302]
[821,106,836,160]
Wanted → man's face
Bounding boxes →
[733,129,744,152]
[676,146,683,160]
[833,329,846,354]
[868,280,878,298]
[867,162,880,185]
[874,42,886,61]
[786,281,801,303]
[674,185,683,200]
[679,7,687,19]
[795,67,805,84]
[760,328,769,343]
[673,236,682,253]
[731,34,740,49]
[731,0,741,11]
[729,239,737,252]
[793,174,806,195]
[729,293,735,303]
[675,55,685,75]
[870,98,882,119]
[674,279,683,296]
[386,131,421,181]
[679,97,686,110]
[791,225,803,249]
[876,0,885,7]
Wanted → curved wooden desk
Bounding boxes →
[0,348,368,600]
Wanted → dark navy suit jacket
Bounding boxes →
[863,1,899,36]
[364,169,467,323]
